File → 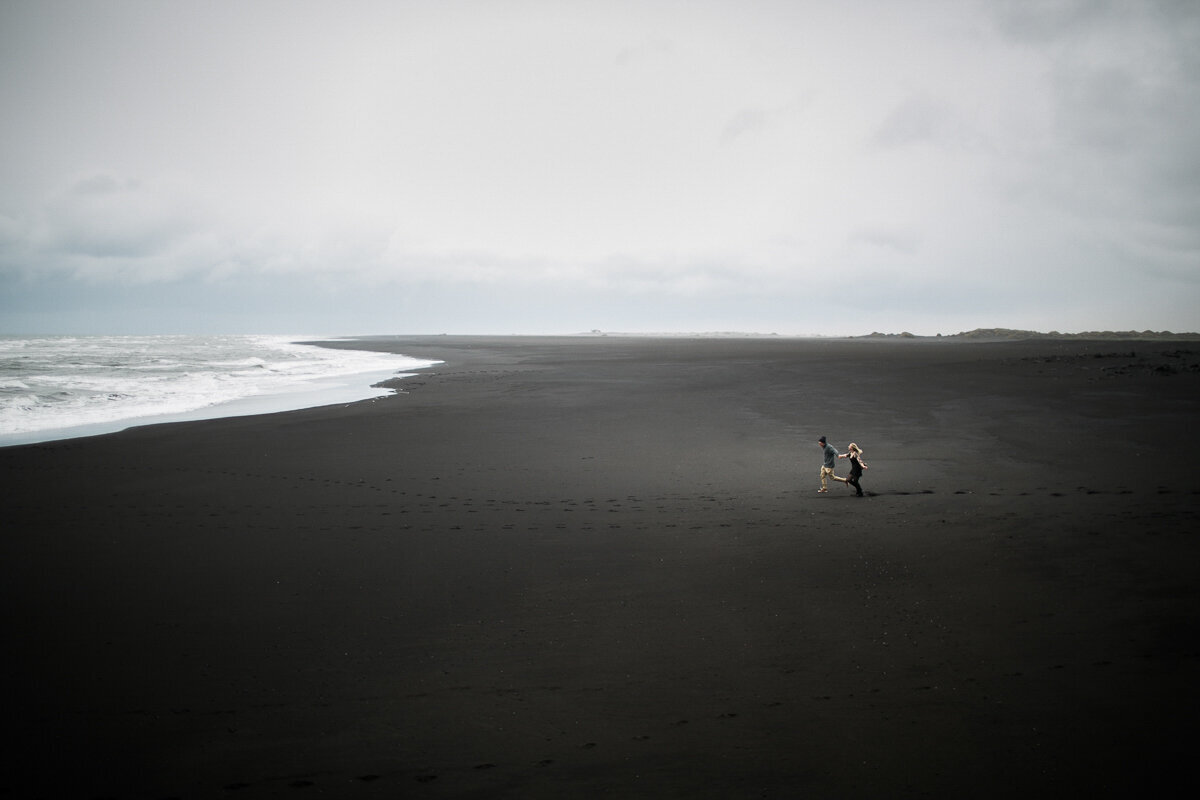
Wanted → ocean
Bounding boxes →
[0,335,439,446]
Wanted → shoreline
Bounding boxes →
[3,335,1197,797]
[0,342,441,448]
[0,366,421,448]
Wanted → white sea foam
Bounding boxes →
[0,335,439,446]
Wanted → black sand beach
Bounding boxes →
[3,335,1197,798]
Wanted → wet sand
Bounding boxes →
[2,335,1197,798]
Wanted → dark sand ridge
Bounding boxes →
[2,335,1197,798]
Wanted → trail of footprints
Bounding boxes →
[7,457,1194,525]
[6,457,1193,511]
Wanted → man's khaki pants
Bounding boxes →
[820,466,839,490]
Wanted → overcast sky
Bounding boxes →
[1,0,1198,336]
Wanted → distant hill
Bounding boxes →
[859,328,1200,340]
[953,328,1200,340]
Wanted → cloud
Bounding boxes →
[42,174,200,263]
[0,173,210,284]
[0,213,28,253]
[0,0,1197,335]
[719,94,812,146]
[720,108,772,145]
[871,96,968,149]
[992,0,1117,43]
[848,229,920,256]
[615,36,673,66]
[935,0,1200,299]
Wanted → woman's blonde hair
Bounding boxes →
[848,442,863,455]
